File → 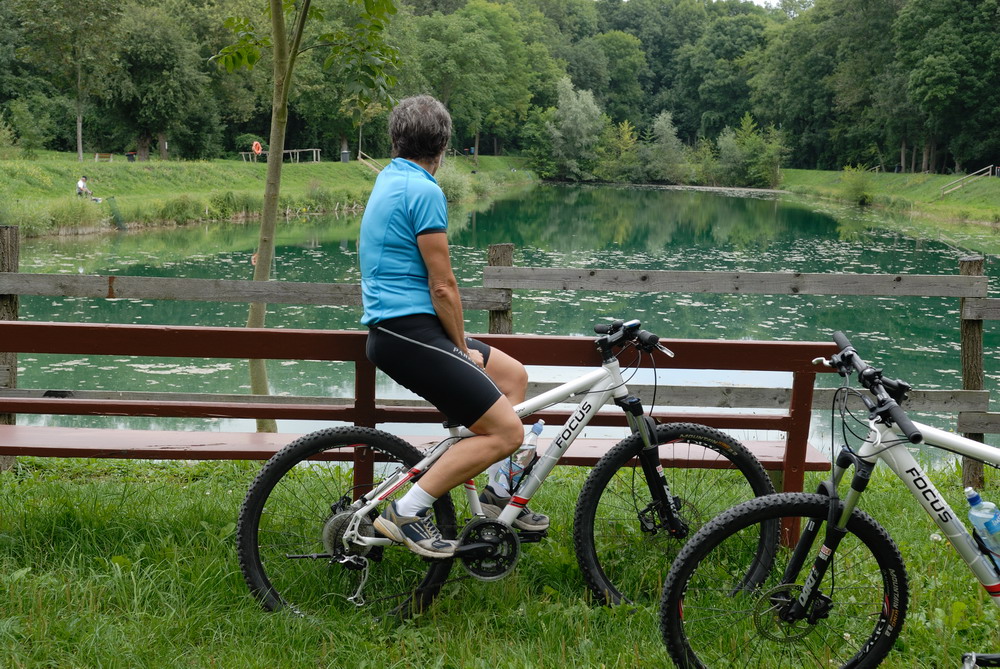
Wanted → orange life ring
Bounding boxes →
[252,141,262,155]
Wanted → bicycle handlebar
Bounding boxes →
[830,330,923,444]
[593,319,670,355]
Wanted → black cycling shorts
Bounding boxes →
[366,313,502,428]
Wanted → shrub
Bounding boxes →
[158,195,205,223]
[840,165,873,206]
[435,162,471,202]
[48,197,106,229]
[0,117,18,160]
[208,191,260,219]
[233,133,267,155]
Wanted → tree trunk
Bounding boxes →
[899,139,906,173]
[929,141,937,174]
[921,143,929,173]
[157,132,168,160]
[0,226,18,471]
[137,134,151,161]
[910,144,917,173]
[246,0,311,433]
[76,59,84,162]
[473,129,480,167]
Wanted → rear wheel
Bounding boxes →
[573,422,776,605]
[661,493,908,668]
[237,427,456,619]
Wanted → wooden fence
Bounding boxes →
[1,228,998,483]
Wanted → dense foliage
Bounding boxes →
[3,0,998,186]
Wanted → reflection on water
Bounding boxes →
[16,184,1000,453]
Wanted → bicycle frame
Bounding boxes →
[827,420,1000,607]
[343,352,660,549]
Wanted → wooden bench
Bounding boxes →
[0,321,838,491]
[94,153,113,162]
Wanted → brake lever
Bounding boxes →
[812,357,832,367]
[656,344,675,358]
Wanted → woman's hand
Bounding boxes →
[466,347,485,369]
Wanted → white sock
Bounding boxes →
[395,482,437,517]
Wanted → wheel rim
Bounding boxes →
[671,499,901,667]
[587,434,772,605]
[241,432,454,619]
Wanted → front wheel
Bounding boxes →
[236,427,456,619]
[573,422,776,606]
[660,493,908,668]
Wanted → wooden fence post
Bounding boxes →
[488,243,514,334]
[0,225,19,471]
[960,256,985,489]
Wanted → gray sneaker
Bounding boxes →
[373,501,458,559]
[479,485,550,532]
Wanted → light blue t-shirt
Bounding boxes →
[359,158,448,325]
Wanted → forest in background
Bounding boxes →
[2,0,998,188]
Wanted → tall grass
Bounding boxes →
[782,168,1000,224]
[0,154,534,237]
[1,458,997,667]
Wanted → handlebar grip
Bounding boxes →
[833,331,852,351]
[637,330,659,349]
[889,403,923,444]
[594,324,611,334]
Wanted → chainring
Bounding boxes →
[458,518,520,581]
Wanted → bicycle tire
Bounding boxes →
[661,493,908,669]
[573,422,776,606]
[236,427,456,619]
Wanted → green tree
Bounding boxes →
[894,0,1000,171]
[597,0,708,102]
[750,2,837,168]
[547,77,609,180]
[716,114,786,188]
[7,96,54,159]
[217,0,397,430]
[102,4,209,160]
[592,30,648,127]
[10,0,122,161]
[644,110,691,184]
[594,119,640,182]
[670,12,769,141]
[457,1,535,159]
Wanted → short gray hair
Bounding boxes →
[389,96,452,161]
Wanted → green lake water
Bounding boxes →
[15,184,1000,451]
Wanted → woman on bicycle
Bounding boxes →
[362,95,547,558]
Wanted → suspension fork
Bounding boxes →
[619,396,687,537]
[781,449,874,621]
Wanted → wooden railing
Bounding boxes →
[1,226,997,484]
[941,165,996,196]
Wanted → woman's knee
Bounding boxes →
[471,401,524,456]
[486,349,528,400]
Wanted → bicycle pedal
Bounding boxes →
[516,529,548,543]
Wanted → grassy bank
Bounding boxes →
[1,457,997,667]
[0,152,534,237]
[782,168,1000,225]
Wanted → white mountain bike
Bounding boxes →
[236,318,776,618]
[660,331,1000,668]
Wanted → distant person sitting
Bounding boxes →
[77,176,92,197]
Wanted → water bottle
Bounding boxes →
[490,420,544,494]
[965,487,1000,570]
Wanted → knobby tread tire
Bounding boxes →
[660,493,908,669]
[236,426,456,619]
[573,422,775,606]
